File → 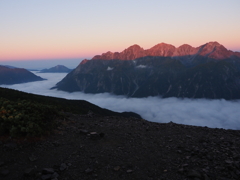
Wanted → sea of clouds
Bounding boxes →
[1,72,240,130]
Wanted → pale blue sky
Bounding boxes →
[0,0,240,69]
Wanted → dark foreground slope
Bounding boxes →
[0,66,45,85]
[0,87,140,118]
[1,87,240,180]
[1,113,240,180]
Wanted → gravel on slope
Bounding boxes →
[0,113,240,180]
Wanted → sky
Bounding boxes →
[1,72,240,130]
[0,0,240,69]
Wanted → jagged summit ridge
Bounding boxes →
[146,43,176,57]
[92,41,238,61]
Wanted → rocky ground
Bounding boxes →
[1,112,240,180]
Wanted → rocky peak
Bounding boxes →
[80,59,89,65]
[91,41,238,61]
[126,44,142,50]
[173,44,198,57]
[150,42,175,49]
[92,44,145,60]
[121,44,144,54]
[120,44,145,60]
[199,41,223,53]
[92,52,115,60]
[206,41,222,47]
[198,42,233,59]
[147,43,176,57]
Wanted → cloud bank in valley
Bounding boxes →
[1,72,240,130]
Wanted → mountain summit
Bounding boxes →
[39,65,72,73]
[92,42,239,61]
[92,44,145,60]
[53,42,240,100]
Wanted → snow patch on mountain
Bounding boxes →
[107,66,114,71]
[136,65,147,68]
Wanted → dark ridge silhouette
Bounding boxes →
[0,87,141,119]
[0,65,45,85]
[39,65,72,73]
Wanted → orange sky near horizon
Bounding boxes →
[1,40,239,61]
[0,0,240,62]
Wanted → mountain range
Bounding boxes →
[0,65,45,85]
[92,41,240,62]
[39,65,72,73]
[53,42,240,100]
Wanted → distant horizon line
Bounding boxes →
[0,57,89,62]
[1,41,239,62]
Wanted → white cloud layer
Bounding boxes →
[1,72,240,130]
